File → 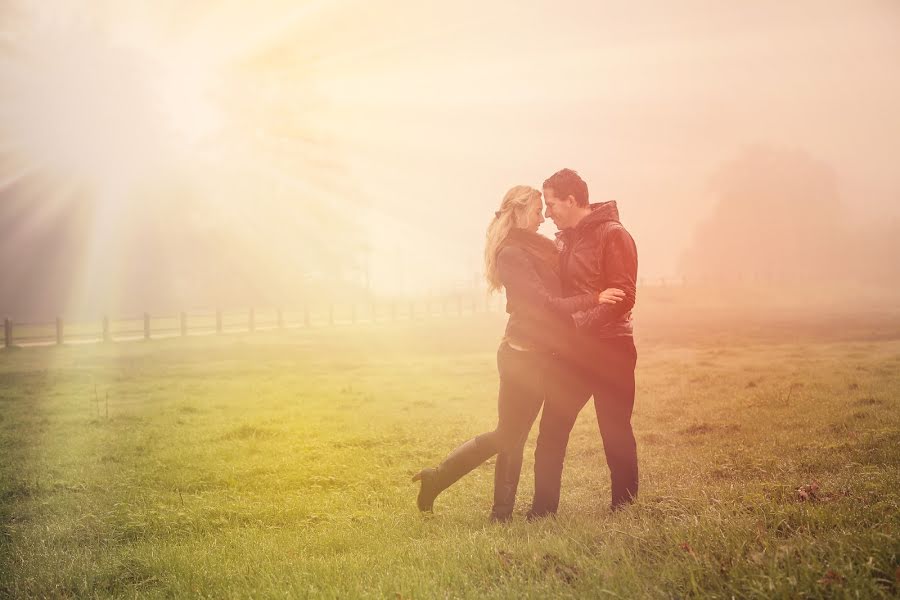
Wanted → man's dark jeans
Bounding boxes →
[531,336,638,514]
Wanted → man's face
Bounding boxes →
[543,187,576,230]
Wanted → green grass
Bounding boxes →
[1,311,898,598]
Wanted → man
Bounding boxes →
[529,168,639,517]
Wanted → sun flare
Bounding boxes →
[3,21,222,193]
[0,2,376,316]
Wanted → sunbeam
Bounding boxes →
[0,1,364,317]
[2,0,899,320]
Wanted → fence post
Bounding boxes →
[216,309,222,335]
[102,315,110,342]
[249,308,255,333]
[180,312,187,337]
[56,317,63,345]
[143,313,150,340]
[4,318,11,348]
[277,308,284,330]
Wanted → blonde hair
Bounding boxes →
[484,185,542,292]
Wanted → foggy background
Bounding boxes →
[1,0,899,320]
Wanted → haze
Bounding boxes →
[1,0,898,319]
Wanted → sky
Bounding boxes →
[1,0,899,316]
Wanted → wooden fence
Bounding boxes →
[1,294,508,349]
[1,278,688,349]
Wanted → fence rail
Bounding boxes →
[1,294,510,349]
[1,279,688,350]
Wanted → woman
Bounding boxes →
[412,185,623,521]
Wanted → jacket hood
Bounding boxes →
[556,201,620,244]
[580,201,620,228]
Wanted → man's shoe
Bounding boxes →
[610,499,634,513]
[525,508,555,522]
[489,511,513,524]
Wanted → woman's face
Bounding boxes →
[521,198,545,233]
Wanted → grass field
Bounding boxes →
[1,300,899,598]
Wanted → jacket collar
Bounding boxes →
[555,201,620,247]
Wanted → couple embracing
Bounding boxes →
[413,168,640,521]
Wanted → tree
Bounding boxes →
[681,146,844,284]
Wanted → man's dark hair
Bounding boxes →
[543,168,589,207]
